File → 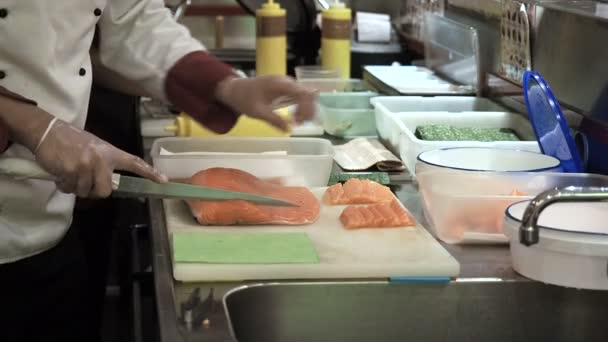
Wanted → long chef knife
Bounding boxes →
[0,157,297,207]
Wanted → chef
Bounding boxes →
[0,1,315,341]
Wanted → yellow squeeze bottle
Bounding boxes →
[321,1,352,79]
[165,111,290,138]
[256,0,286,76]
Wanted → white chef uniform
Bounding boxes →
[0,0,204,263]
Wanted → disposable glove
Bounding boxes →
[214,75,317,131]
[35,118,167,198]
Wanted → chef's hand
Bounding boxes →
[214,76,317,131]
[35,118,167,198]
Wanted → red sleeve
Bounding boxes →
[165,51,240,134]
[0,86,37,153]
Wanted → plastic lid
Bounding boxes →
[523,71,584,173]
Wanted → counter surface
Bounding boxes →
[148,136,529,342]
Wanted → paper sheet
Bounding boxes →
[333,138,405,171]
[356,12,391,43]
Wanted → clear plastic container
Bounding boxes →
[150,137,334,186]
[319,92,378,137]
[416,170,608,244]
[423,12,479,87]
[297,78,373,93]
[295,66,341,80]
[371,96,510,113]
[372,99,540,172]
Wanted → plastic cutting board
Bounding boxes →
[164,188,460,282]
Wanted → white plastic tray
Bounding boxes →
[371,96,509,113]
[372,99,540,172]
[150,137,334,187]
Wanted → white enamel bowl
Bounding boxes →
[504,200,608,290]
[416,147,561,173]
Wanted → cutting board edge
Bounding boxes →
[172,259,460,282]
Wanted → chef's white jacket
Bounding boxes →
[0,0,239,263]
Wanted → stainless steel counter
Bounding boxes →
[147,136,607,342]
[148,164,524,341]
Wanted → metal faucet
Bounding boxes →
[519,186,608,246]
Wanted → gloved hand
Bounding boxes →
[214,75,317,131]
[35,118,167,198]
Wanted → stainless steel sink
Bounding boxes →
[224,281,608,342]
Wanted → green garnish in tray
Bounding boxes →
[328,172,391,185]
[415,125,521,142]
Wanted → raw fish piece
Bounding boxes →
[188,168,320,225]
[323,179,394,205]
[339,200,416,229]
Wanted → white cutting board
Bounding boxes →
[164,188,460,282]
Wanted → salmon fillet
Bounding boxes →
[508,189,528,196]
[339,200,416,229]
[187,168,320,225]
[323,179,394,205]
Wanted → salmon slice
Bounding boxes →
[339,200,416,229]
[187,168,320,225]
[323,179,394,205]
[508,189,528,196]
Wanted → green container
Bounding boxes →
[319,92,378,137]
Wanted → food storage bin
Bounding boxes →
[371,96,512,152]
[297,78,373,93]
[151,137,334,186]
[372,104,540,172]
[416,170,608,244]
[372,96,510,113]
[295,66,341,79]
[292,79,375,136]
[319,92,378,137]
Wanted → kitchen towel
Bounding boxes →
[172,231,320,264]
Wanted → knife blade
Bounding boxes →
[0,157,298,207]
[113,174,298,206]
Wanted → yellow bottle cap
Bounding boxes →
[257,0,285,16]
[323,2,351,20]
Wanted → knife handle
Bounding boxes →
[0,157,121,191]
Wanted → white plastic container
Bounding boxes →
[372,105,540,172]
[505,200,608,290]
[416,148,561,173]
[416,170,608,244]
[150,137,334,187]
[372,96,510,113]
